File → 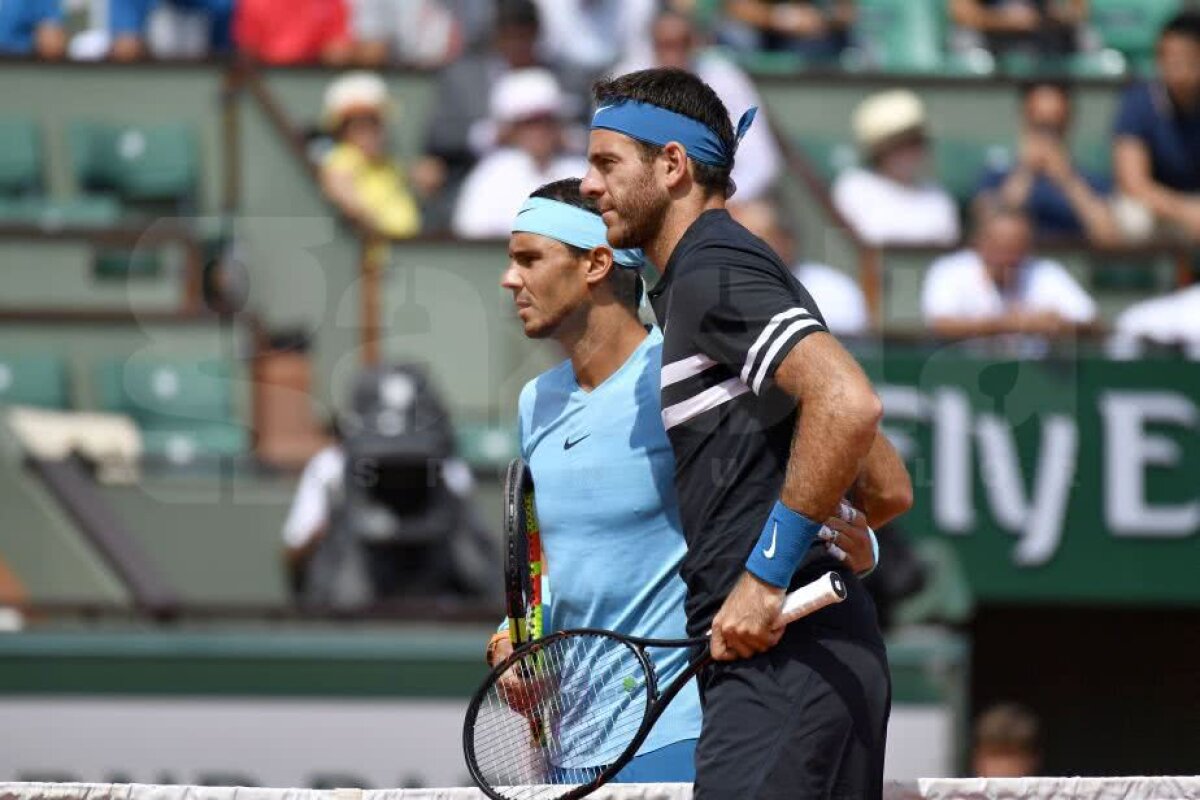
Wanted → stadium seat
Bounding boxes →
[1091,0,1182,72]
[68,122,198,209]
[0,118,41,197]
[851,0,949,72]
[455,421,519,470]
[0,353,69,409]
[94,358,247,462]
[0,195,122,228]
[933,139,1015,204]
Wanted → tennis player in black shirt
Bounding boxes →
[581,68,913,799]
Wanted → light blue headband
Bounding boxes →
[591,99,757,167]
[511,197,645,269]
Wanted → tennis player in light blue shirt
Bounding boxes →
[494,178,700,781]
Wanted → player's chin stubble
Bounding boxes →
[608,176,669,249]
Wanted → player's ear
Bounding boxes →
[660,141,689,190]
[583,246,615,288]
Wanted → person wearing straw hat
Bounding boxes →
[832,89,960,246]
[452,68,588,239]
[319,71,422,239]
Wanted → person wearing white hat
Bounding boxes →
[452,68,588,239]
[832,89,960,246]
[319,71,421,239]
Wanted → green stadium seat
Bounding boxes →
[455,421,519,470]
[794,134,858,183]
[0,195,122,228]
[1091,0,1182,68]
[0,353,69,409]
[933,139,1015,204]
[851,0,949,73]
[0,118,41,197]
[94,358,247,461]
[68,121,198,207]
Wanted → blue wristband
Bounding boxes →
[745,500,823,588]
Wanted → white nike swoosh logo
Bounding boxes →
[594,104,616,115]
[763,522,777,559]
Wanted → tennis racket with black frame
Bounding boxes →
[502,457,546,743]
[463,570,847,800]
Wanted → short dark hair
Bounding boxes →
[974,703,1040,755]
[1018,79,1073,103]
[1161,10,1200,44]
[528,179,643,310]
[496,0,539,31]
[592,68,736,197]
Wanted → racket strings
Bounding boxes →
[470,633,651,800]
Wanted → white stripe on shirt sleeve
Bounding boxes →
[751,317,823,394]
[741,307,811,384]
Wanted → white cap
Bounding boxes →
[323,71,393,130]
[852,89,927,155]
[489,68,566,124]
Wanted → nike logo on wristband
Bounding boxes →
[763,522,778,559]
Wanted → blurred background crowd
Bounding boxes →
[0,0,1198,786]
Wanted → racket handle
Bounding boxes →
[780,571,847,625]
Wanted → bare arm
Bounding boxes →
[929,310,1077,339]
[710,333,884,660]
[950,0,1040,31]
[848,433,913,528]
[1114,136,1200,232]
[774,332,883,522]
[1053,171,1121,245]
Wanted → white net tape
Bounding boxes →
[3,779,1200,800]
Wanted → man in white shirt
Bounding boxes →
[533,0,656,82]
[730,199,870,335]
[832,89,961,245]
[281,425,345,594]
[453,68,588,239]
[922,208,1097,340]
[613,9,782,203]
[1111,285,1200,360]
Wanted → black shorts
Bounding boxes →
[693,570,891,800]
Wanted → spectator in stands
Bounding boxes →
[107,0,233,61]
[718,0,852,62]
[418,0,548,227]
[730,199,870,335]
[452,69,587,239]
[833,90,960,245]
[922,208,1096,340]
[350,0,462,68]
[971,702,1043,778]
[950,0,1087,61]
[1112,11,1200,243]
[613,9,782,204]
[0,0,66,58]
[319,72,421,239]
[234,0,353,65]
[532,0,657,94]
[282,418,345,598]
[975,81,1119,245]
[1111,285,1200,360]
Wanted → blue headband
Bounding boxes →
[591,99,757,168]
[511,197,645,269]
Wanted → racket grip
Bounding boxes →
[779,571,847,625]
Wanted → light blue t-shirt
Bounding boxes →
[516,327,701,764]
